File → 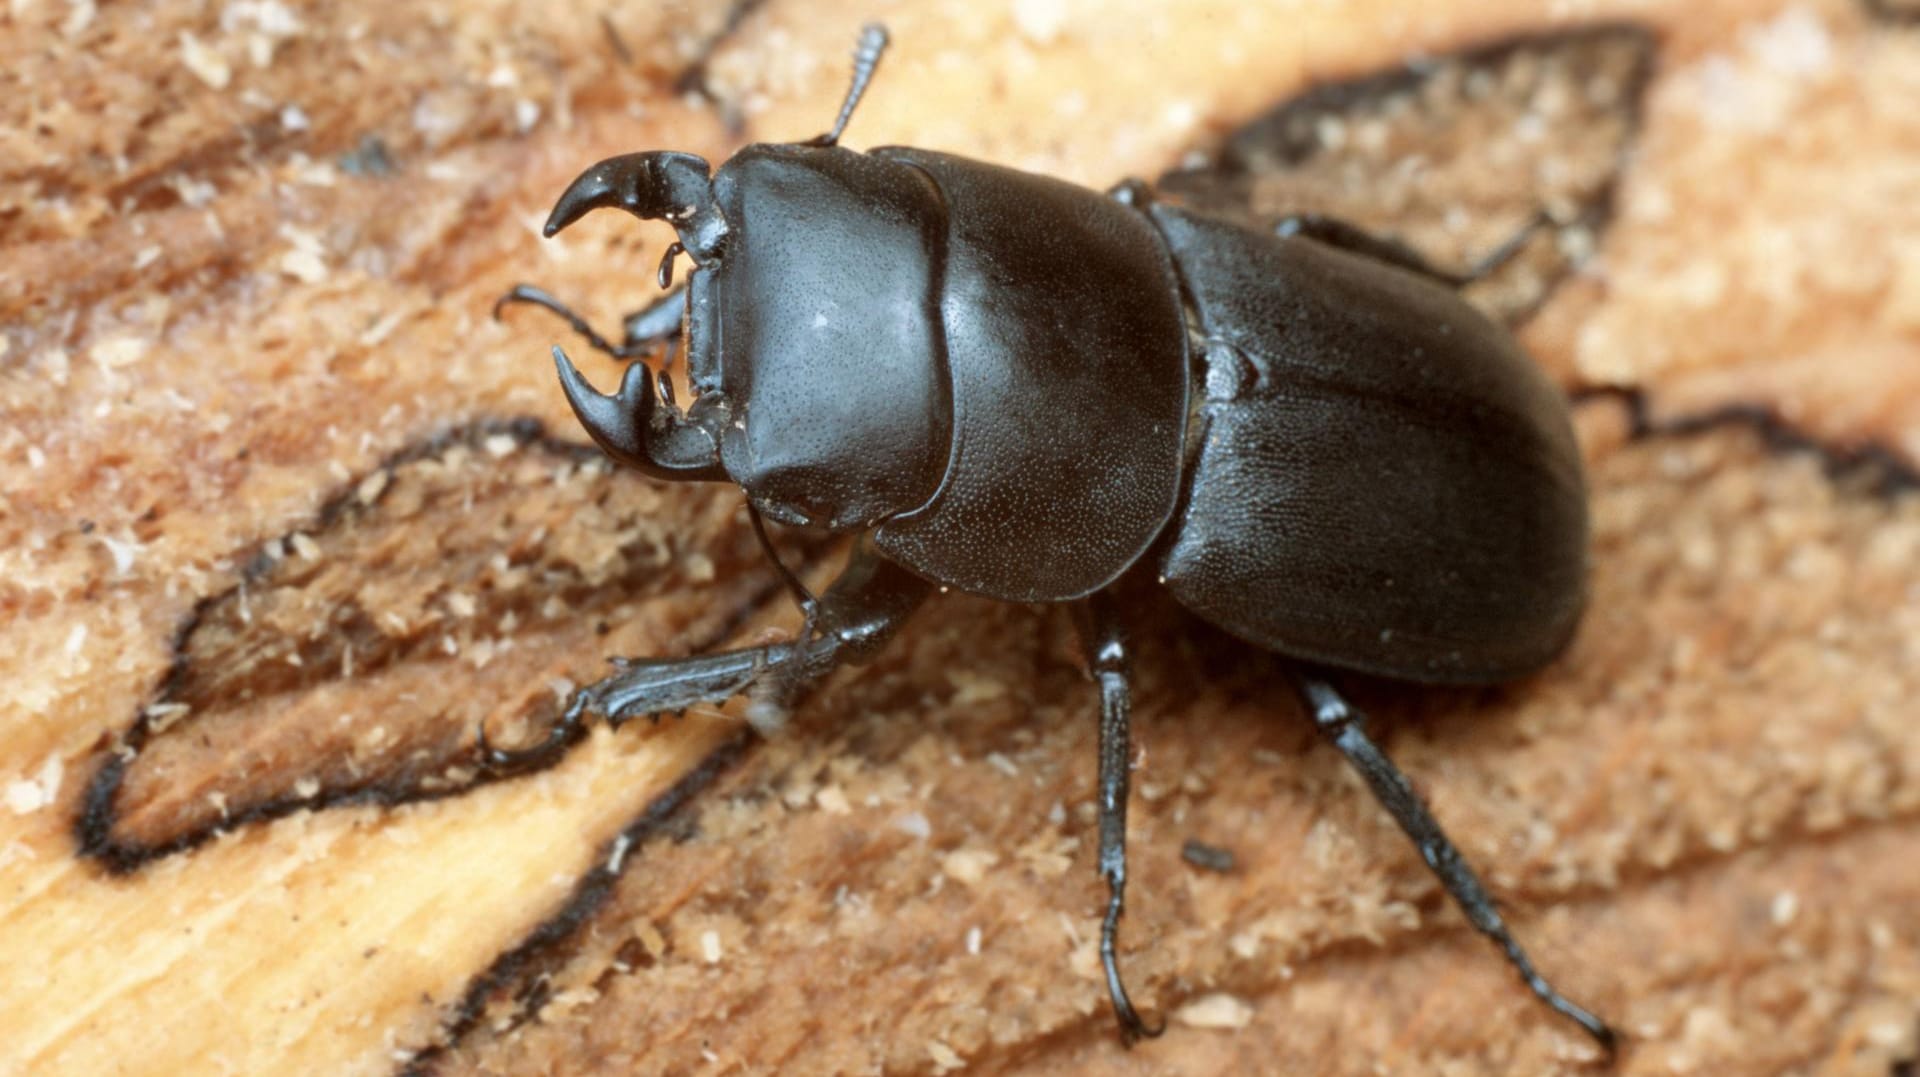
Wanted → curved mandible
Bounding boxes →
[543,151,728,264]
[552,346,726,480]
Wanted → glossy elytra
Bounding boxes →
[491,24,1612,1055]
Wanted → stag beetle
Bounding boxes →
[490,25,1612,1054]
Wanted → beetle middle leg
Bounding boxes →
[479,538,930,774]
[1105,175,1539,290]
[492,282,685,361]
[1291,670,1618,1056]
[1272,211,1547,288]
[1074,591,1166,1046]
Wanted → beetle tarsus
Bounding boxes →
[1292,671,1618,1056]
[1455,209,1552,285]
[1272,209,1551,290]
[486,544,933,769]
[1102,876,1166,1046]
[476,689,594,776]
[493,283,619,352]
[1075,592,1165,1046]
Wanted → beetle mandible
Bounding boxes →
[490,24,1613,1053]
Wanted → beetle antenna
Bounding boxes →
[807,23,889,147]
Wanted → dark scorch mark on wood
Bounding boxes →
[76,418,776,872]
[396,730,755,1075]
[1159,24,1657,324]
[1861,0,1920,25]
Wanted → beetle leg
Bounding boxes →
[492,283,683,361]
[623,287,690,350]
[1073,591,1166,1047]
[746,502,819,631]
[1291,671,1619,1057]
[1272,211,1548,288]
[478,539,929,774]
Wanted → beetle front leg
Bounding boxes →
[1291,671,1618,1056]
[492,283,684,361]
[479,539,930,774]
[1074,591,1166,1046]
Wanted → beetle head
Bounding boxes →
[543,150,728,264]
[531,25,901,500]
[540,150,732,482]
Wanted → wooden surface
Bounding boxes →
[3,0,1919,1073]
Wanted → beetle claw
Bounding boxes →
[552,344,726,480]
[553,345,656,471]
[543,151,727,262]
[476,689,596,776]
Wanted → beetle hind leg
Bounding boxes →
[1273,211,1547,289]
[1075,592,1166,1046]
[492,282,683,361]
[1291,670,1618,1056]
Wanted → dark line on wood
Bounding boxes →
[71,415,777,874]
[1860,0,1920,25]
[1198,23,1659,170]
[394,729,755,1076]
[1158,21,1661,327]
[671,0,769,102]
[599,12,635,66]
[1572,384,1920,498]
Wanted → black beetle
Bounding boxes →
[491,24,1612,1053]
